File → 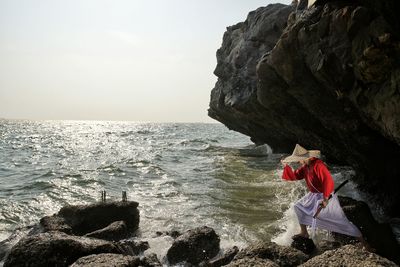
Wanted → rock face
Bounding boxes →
[70,253,141,267]
[339,196,400,264]
[209,0,400,216]
[84,220,129,241]
[233,241,308,267]
[167,226,220,265]
[3,232,124,267]
[41,201,140,235]
[299,244,398,267]
[291,236,316,255]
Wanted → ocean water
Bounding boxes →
[0,120,386,263]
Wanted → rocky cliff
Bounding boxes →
[209,0,400,216]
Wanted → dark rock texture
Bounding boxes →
[291,236,316,255]
[84,220,129,241]
[205,246,239,267]
[166,226,220,265]
[226,257,279,267]
[209,0,400,216]
[339,196,400,264]
[299,244,398,267]
[70,253,140,267]
[3,232,123,267]
[233,241,308,267]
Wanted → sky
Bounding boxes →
[0,0,291,122]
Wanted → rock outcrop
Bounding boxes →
[70,253,141,267]
[166,226,220,265]
[209,0,400,216]
[299,244,398,267]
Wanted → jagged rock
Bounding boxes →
[209,0,400,216]
[166,226,220,265]
[155,230,181,239]
[206,246,239,267]
[40,215,72,234]
[140,253,162,267]
[338,196,400,264]
[85,220,129,241]
[291,236,316,255]
[3,231,124,267]
[70,253,140,267]
[115,240,149,255]
[226,257,279,267]
[299,244,398,267]
[58,201,139,235]
[234,241,308,267]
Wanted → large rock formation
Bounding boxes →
[209,0,400,216]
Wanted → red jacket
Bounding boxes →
[282,157,334,198]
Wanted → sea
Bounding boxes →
[0,119,396,265]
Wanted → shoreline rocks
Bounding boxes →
[3,199,399,266]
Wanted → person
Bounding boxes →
[280,144,373,251]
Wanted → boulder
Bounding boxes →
[166,226,220,265]
[84,220,129,241]
[3,231,123,267]
[55,201,140,235]
[234,241,308,267]
[299,244,398,267]
[291,236,316,255]
[140,253,162,267]
[115,240,150,255]
[206,246,239,267]
[338,196,400,264]
[226,257,279,267]
[70,253,140,267]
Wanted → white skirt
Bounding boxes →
[294,192,362,237]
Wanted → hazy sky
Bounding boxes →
[0,0,290,122]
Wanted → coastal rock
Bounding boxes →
[115,239,150,255]
[166,226,220,265]
[291,236,316,255]
[206,246,239,267]
[226,257,279,267]
[84,220,129,241]
[338,196,400,264]
[299,244,398,267]
[209,0,400,216]
[57,201,140,235]
[234,241,308,267]
[70,253,140,267]
[3,231,123,267]
[140,253,162,267]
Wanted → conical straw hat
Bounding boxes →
[282,144,321,163]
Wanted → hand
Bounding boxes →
[320,198,329,208]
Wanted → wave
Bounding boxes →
[204,144,271,157]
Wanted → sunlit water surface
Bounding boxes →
[0,120,394,264]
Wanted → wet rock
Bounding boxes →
[140,253,162,267]
[207,246,239,267]
[226,257,279,267]
[234,241,308,267]
[338,196,400,264]
[84,220,129,241]
[3,231,123,267]
[155,230,181,239]
[291,236,316,255]
[166,226,220,265]
[55,201,140,235]
[116,240,150,255]
[299,244,398,267]
[40,215,72,234]
[70,253,140,267]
